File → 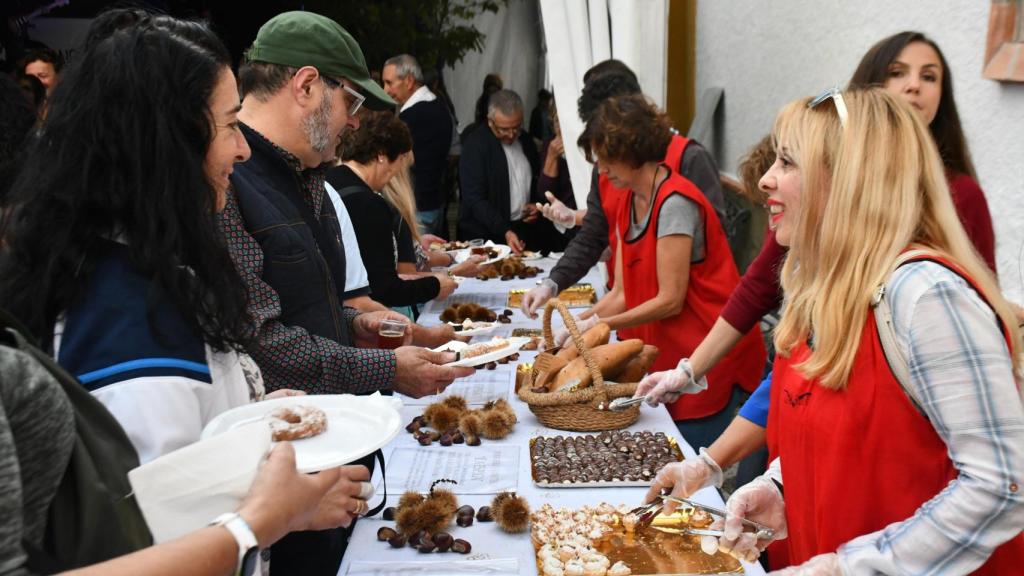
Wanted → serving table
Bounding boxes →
[338,256,766,576]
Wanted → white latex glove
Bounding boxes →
[521,279,557,319]
[633,358,708,406]
[537,191,577,229]
[768,553,841,576]
[644,448,724,512]
[549,314,600,350]
[700,470,787,564]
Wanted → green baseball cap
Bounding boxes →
[246,11,394,111]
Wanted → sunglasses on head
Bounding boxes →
[808,84,848,128]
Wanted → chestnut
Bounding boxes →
[382,507,396,521]
[451,539,472,554]
[456,505,475,517]
[439,433,453,446]
[387,533,407,548]
[476,506,493,522]
[377,526,397,542]
[417,534,436,553]
[408,530,428,548]
[433,532,454,552]
[456,514,474,527]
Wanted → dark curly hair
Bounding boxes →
[577,69,641,122]
[340,110,413,164]
[578,94,671,168]
[0,20,252,352]
[849,31,975,179]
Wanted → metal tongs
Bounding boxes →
[628,492,776,540]
[607,395,648,411]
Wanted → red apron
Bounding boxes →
[767,254,1024,572]
[617,169,765,420]
[599,134,689,293]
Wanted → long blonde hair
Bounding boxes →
[773,88,1020,389]
[380,152,421,245]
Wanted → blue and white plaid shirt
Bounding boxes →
[838,261,1024,574]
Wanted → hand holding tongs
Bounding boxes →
[607,395,649,411]
[629,492,776,541]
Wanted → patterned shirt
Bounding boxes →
[838,261,1024,574]
[217,126,396,394]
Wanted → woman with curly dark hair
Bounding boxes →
[327,111,458,313]
[0,20,259,463]
[563,94,765,450]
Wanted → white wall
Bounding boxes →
[696,1,1024,301]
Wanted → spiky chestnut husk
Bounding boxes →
[398,491,424,511]
[479,409,515,440]
[397,497,452,536]
[441,395,468,412]
[423,403,462,433]
[491,492,530,533]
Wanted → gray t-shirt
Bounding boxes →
[625,193,705,261]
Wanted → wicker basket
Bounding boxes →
[516,300,639,431]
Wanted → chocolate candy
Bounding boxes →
[531,431,681,484]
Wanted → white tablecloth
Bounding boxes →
[338,257,765,576]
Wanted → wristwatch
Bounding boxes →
[211,512,259,576]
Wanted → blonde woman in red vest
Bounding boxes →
[570,95,765,450]
[703,88,1024,575]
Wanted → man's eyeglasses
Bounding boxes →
[489,119,522,138]
[808,85,848,128]
[321,75,366,116]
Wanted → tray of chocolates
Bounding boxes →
[532,503,743,575]
[530,431,683,488]
[507,283,597,308]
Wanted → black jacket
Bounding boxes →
[231,124,350,345]
[457,126,540,242]
[400,98,453,211]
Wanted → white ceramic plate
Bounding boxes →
[447,321,498,336]
[432,337,531,367]
[453,242,512,266]
[200,394,402,473]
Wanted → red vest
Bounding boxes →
[599,134,689,292]
[617,169,765,420]
[767,254,1024,572]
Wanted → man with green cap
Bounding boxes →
[217,11,473,574]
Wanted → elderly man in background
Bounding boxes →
[219,12,473,575]
[382,54,454,235]
[458,89,566,253]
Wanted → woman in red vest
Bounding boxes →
[569,95,765,451]
[705,89,1024,574]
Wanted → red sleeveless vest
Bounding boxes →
[599,134,689,292]
[616,169,764,420]
[767,254,1024,572]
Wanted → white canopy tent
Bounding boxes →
[539,0,669,209]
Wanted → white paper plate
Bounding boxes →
[432,337,531,367]
[519,250,544,261]
[447,321,498,336]
[201,394,402,473]
[453,242,512,266]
